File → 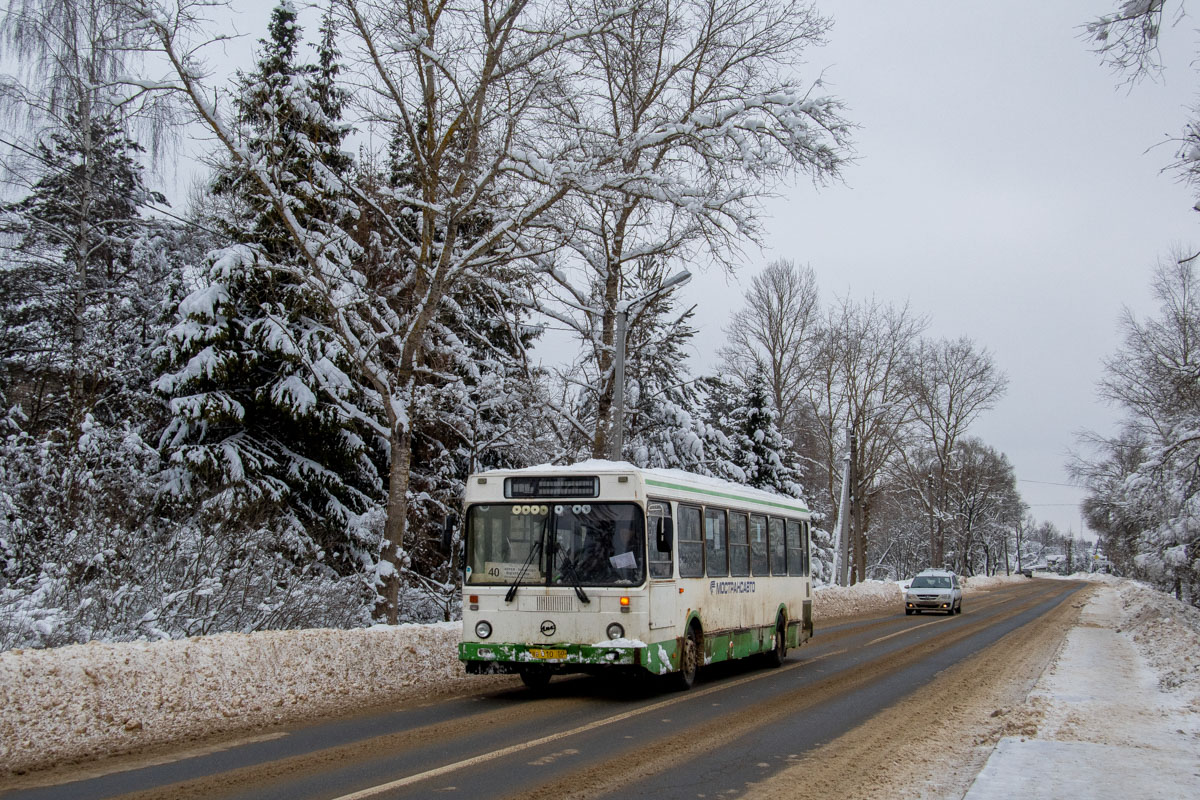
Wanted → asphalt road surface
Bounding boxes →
[1,579,1085,800]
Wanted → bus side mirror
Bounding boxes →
[441,514,458,554]
[656,517,673,553]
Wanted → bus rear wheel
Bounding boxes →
[519,666,551,690]
[672,625,701,691]
[764,614,787,668]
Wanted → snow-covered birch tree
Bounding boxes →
[809,296,925,582]
[942,438,1021,576]
[899,336,1007,567]
[1073,251,1200,604]
[719,259,822,447]
[534,0,851,460]
[1084,2,1200,204]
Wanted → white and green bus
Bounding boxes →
[457,461,814,689]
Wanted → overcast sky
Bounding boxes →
[667,0,1200,538]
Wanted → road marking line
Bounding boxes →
[329,648,846,800]
[866,617,946,646]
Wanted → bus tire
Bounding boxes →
[519,666,551,690]
[764,613,787,668]
[672,624,701,691]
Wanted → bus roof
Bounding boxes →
[472,459,811,514]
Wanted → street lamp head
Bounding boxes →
[660,269,692,290]
[620,270,693,313]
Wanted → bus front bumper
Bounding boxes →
[459,641,678,675]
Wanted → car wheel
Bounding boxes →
[905,608,913,616]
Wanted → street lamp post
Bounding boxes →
[608,269,692,461]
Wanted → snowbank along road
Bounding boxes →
[0,577,1101,799]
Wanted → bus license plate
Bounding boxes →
[529,648,567,660]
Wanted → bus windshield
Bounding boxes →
[466,502,645,587]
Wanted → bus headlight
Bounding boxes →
[475,621,493,639]
[606,622,624,640]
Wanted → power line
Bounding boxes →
[1018,479,1081,488]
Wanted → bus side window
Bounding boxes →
[648,501,673,579]
[729,512,749,577]
[786,520,803,576]
[768,517,785,576]
[678,505,704,578]
[750,514,768,576]
[705,508,728,578]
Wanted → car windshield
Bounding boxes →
[910,575,951,589]
[466,502,645,587]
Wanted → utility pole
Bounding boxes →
[834,425,852,586]
[850,427,862,585]
[927,471,937,569]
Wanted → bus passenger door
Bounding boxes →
[648,501,676,630]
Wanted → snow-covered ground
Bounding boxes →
[2,573,1197,795]
[963,574,1200,800]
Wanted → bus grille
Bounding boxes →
[537,595,575,612]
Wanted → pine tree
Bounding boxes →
[156,1,381,580]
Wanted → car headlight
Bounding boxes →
[475,620,492,639]
[606,622,625,640]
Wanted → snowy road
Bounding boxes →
[0,579,1084,800]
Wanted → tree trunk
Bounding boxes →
[375,423,413,624]
[593,211,631,459]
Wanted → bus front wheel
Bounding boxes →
[672,625,701,691]
[519,666,551,690]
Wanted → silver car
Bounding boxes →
[904,569,962,615]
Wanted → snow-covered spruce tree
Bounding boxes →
[0,112,185,647]
[723,365,805,497]
[535,0,850,461]
[155,3,383,626]
[1,113,168,432]
[622,289,715,472]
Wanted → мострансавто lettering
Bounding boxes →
[709,580,756,594]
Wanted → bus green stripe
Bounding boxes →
[644,478,809,513]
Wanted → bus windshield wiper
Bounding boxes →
[553,545,590,605]
[504,537,543,603]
